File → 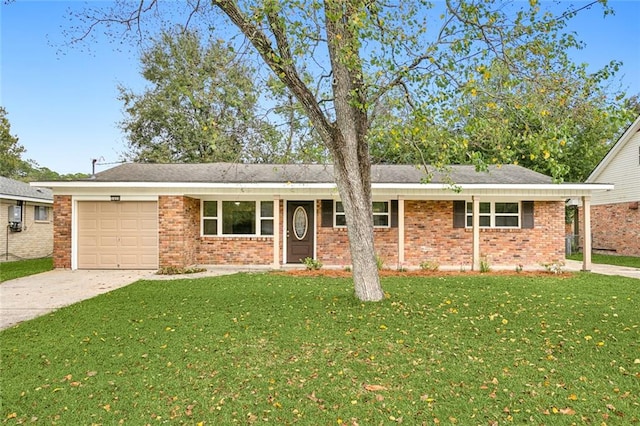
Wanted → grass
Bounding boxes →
[1,272,639,425]
[567,253,640,269]
[0,257,53,283]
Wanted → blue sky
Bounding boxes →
[1,1,639,175]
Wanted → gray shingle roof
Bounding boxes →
[0,176,53,201]
[89,163,552,185]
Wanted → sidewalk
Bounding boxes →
[563,259,640,279]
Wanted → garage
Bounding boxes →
[77,201,158,269]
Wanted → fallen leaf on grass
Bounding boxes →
[364,384,387,392]
[559,407,576,415]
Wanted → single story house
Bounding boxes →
[35,163,609,271]
[577,115,640,257]
[1,176,53,261]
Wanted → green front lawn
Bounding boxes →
[0,257,53,283]
[567,253,640,269]
[1,273,638,424]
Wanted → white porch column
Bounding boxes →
[398,197,405,267]
[472,196,480,271]
[273,196,281,269]
[582,196,592,271]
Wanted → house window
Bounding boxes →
[466,201,519,228]
[335,201,390,228]
[202,201,218,235]
[34,206,48,221]
[202,201,274,236]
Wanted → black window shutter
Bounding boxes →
[453,200,466,228]
[390,200,399,228]
[521,201,534,229]
[321,200,333,227]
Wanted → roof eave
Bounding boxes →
[0,194,54,204]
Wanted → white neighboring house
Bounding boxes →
[0,176,53,261]
[580,115,640,257]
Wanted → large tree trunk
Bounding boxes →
[213,0,385,301]
[333,153,384,301]
[324,0,384,302]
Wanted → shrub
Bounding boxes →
[302,257,323,270]
[419,260,440,271]
[542,261,565,274]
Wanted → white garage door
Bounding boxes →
[78,201,158,269]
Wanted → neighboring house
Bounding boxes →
[0,176,54,261]
[35,163,609,271]
[579,115,640,257]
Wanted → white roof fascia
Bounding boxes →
[587,115,640,183]
[34,181,613,198]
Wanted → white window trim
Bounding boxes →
[201,200,274,237]
[466,201,520,229]
[334,200,391,228]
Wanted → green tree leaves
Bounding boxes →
[0,107,26,179]
[119,28,280,163]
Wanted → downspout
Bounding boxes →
[582,196,592,271]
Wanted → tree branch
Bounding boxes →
[212,0,336,150]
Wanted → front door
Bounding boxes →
[287,201,314,263]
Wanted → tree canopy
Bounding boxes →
[119,28,282,163]
[0,107,26,179]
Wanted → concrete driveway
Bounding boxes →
[0,270,155,330]
[0,267,263,331]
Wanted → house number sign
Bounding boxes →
[293,206,308,240]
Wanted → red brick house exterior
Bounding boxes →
[39,163,608,271]
[578,115,640,258]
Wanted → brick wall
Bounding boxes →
[579,202,640,257]
[0,200,53,262]
[403,200,471,267]
[314,200,564,269]
[404,200,564,269]
[158,196,199,268]
[199,237,274,264]
[53,195,72,268]
[315,202,399,268]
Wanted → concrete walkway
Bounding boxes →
[563,259,640,279]
[0,267,257,331]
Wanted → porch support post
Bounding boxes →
[398,197,405,267]
[582,196,592,271]
[472,196,480,271]
[273,196,280,269]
